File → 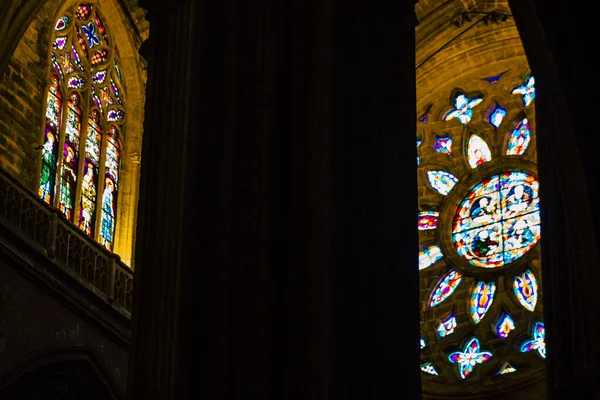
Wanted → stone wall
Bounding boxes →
[0,240,129,394]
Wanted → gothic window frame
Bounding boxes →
[38,1,127,253]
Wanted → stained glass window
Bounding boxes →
[448,337,492,379]
[443,94,483,125]
[79,110,101,236]
[507,118,531,156]
[420,337,426,349]
[40,4,126,252]
[452,172,540,268]
[427,170,458,196]
[436,314,457,337]
[418,211,439,230]
[512,76,535,107]
[418,72,542,387]
[100,127,120,251]
[495,312,515,339]
[434,136,452,154]
[513,269,538,312]
[39,76,62,205]
[520,322,545,359]
[497,362,517,375]
[466,134,492,168]
[470,281,496,324]
[429,270,462,308]
[59,93,81,221]
[419,245,443,270]
[489,105,507,128]
[421,362,439,376]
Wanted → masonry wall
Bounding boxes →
[0,244,129,394]
[0,2,54,190]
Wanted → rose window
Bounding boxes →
[417,72,546,390]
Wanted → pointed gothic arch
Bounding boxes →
[0,347,123,400]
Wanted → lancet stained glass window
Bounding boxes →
[40,3,126,251]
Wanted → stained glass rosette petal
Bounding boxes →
[512,269,538,312]
[427,170,458,195]
[437,314,457,337]
[470,281,496,324]
[419,245,443,270]
[428,270,462,308]
[520,322,546,358]
[467,135,492,169]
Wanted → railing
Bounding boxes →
[0,168,133,317]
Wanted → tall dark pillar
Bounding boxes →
[509,1,600,398]
[128,1,421,399]
[330,1,421,399]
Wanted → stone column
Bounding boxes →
[509,1,600,398]
[329,1,421,398]
[128,0,421,399]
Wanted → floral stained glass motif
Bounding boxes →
[418,211,439,230]
[495,312,515,339]
[427,170,458,196]
[59,94,82,221]
[497,362,517,375]
[470,281,496,324]
[78,114,101,236]
[437,314,457,338]
[428,270,463,308]
[443,94,483,125]
[507,118,531,156]
[421,362,439,376]
[434,136,453,154]
[489,105,507,128]
[513,269,538,312]
[452,172,541,268]
[448,337,492,379]
[512,76,536,107]
[39,76,62,205]
[82,22,101,48]
[521,322,546,359]
[419,245,443,270]
[100,128,120,251]
[421,337,426,349]
[467,135,492,169]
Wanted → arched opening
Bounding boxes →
[0,349,123,400]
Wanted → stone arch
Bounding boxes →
[0,347,123,400]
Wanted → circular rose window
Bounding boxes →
[452,171,540,268]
